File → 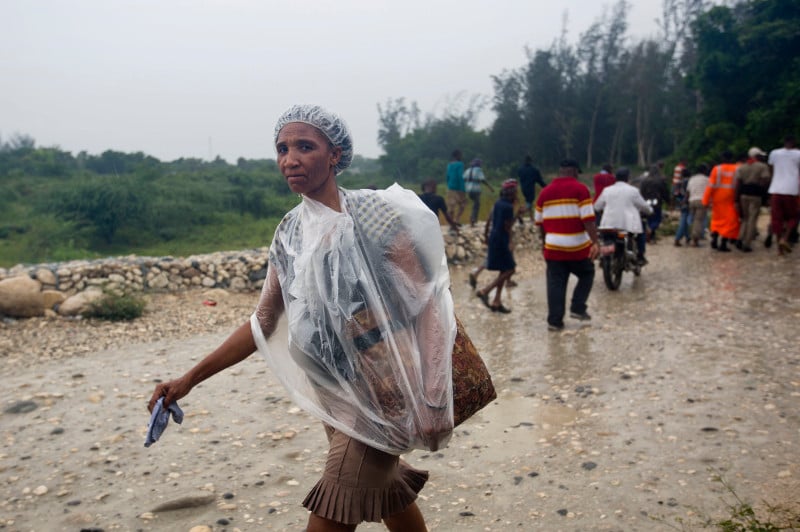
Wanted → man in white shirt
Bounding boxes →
[463,158,495,227]
[767,135,800,255]
[686,164,711,247]
[594,167,653,264]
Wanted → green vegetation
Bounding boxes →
[712,474,799,532]
[0,147,396,267]
[84,291,147,322]
[655,474,800,531]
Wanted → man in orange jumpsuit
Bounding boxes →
[702,151,740,252]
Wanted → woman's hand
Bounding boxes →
[148,375,193,412]
[419,405,453,452]
[145,320,259,413]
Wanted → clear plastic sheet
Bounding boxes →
[251,184,455,454]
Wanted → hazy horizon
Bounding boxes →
[2,0,667,163]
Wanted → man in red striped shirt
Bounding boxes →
[535,159,600,331]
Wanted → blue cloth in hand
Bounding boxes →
[144,397,184,447]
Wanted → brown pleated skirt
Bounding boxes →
[302,425,429,525]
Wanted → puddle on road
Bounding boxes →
[476,392,580,443]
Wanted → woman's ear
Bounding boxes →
[330,146,342,168]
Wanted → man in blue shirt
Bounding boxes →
[446,149,466,225]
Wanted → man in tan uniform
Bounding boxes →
[735,147,771,252]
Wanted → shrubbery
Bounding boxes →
[83,291,146,321]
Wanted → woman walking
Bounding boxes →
[475,179,518,313]
[148,105,455,531]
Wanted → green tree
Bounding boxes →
[684,0,800,160]
[377,95,489,183]
[576,0,629,168]
[522,49,569,167]
[488,70,527,166]
[52,177,148,244]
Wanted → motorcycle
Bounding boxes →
[599,229,642,290]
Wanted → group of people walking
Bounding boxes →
[456,135,799,332]
[672,135,800,255]
[445,150,494,227]
[464,157,601,331]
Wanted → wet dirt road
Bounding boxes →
[1,230,798,531]
[447,231,800,530]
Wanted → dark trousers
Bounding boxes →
[546,258,595,327]
[468,191,482,224]
[636,232,647,258]
[647,205,663,234]
[637,221,647,258]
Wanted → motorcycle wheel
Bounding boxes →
[602,255,622,290]
[627,236,641,277]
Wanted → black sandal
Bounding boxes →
[491,304,512,314]
[476,291,492,309]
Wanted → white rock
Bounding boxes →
[58,287,104,316]
[42,290,67,310]
[35,268,57,285]
[149,272,169,289]
[229,277,248,291]
[0,275,44,318]
[203,288,230,300]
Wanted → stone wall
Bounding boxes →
[0,250,272,296]
[0,223,541,317]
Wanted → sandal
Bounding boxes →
[491,304,512,314]
[468,272,477,289]
[476,291,492,309]
[778,241,792,254]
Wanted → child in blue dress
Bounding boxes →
[475,179,518,313]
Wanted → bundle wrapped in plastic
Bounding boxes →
[251,184,456,455]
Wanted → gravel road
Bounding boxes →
[1,222,798,531]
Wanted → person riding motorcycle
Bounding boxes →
[593,167,654,265]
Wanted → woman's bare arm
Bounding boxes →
[147,322,255,411]
[148,267,284,412]
[386,232,449,406]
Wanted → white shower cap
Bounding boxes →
[274,104,354,175]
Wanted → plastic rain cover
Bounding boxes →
[251,184,456,454]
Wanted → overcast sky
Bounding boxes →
[1,0,666,162]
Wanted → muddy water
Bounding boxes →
[447,233,799,530]
[0,230,797,531]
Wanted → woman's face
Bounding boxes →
[276,122,341,200]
